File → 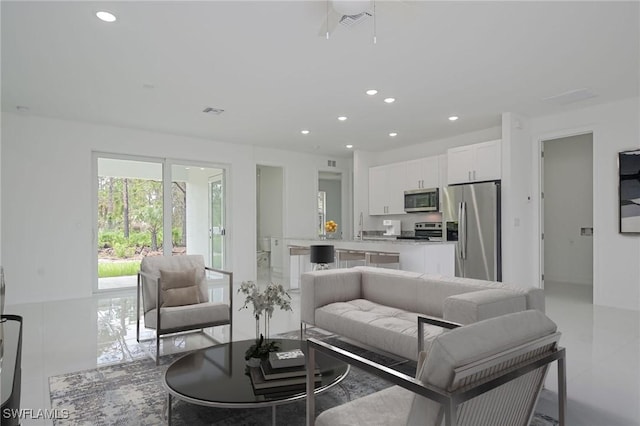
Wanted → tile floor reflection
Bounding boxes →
[5,279,640,425]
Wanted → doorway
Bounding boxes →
[256,165,284,284]
[541,133,593,302]
[318,172,343,238]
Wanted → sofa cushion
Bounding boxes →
[315,299,444,361]
[301,269,362,325]
[357,267,423,314]
[442,289,527,325]
[419,274,545,314]
[407,310,557,425]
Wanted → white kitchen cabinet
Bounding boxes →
[447,139,501,185]
[369,166,386,215]
[405,156,439,190]
[369,163,406,215]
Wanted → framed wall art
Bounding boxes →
[619,149,640,233]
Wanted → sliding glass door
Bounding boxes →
[95,155,228,291]
[170,164,226,268]
[96,157,163,290]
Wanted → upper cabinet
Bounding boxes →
[404,156,439,190]
[447,139,502,185]
[369,162,406,215]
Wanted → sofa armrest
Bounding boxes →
[300,269,362,325]
[443,289,527,325]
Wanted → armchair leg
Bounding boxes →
[558,354,567,426]
[156,334,160,366]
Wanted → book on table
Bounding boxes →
[268,349,306,369]
[249,364,321,392]
[260,359,320,380]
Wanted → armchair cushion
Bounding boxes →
[407,310,558,425]
[140,255,209,313]
[144,302,230,331]
[160,268,201,307]
[162,286,201,307]
[316,385,413,426]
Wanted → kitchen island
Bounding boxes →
[285,237,455,289]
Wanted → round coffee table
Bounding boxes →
[163,339,349,425]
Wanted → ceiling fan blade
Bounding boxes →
[317,9,341,37]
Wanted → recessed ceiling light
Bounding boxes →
[384,98,396,104]
[389,132,398,137]
[449,116,459,121]
[366,89,378,96]
[301,130,310,135]
[338,116,347,121]
[346,144,354,149]
[96,11,117,22]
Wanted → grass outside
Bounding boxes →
[98,261,141,278]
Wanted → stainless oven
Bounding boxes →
[404,188,439,212]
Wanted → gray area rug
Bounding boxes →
[49,329,558,425]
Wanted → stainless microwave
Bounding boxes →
[404,188,439,212]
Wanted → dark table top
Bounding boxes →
[164,338,349,407]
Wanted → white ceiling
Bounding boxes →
[2,1,638,158]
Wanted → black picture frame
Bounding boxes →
[619,149,640,233]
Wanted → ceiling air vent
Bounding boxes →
[203,107,225,115]
[543,88,597,106]
[328,160,337,167]
[339,12,372,28]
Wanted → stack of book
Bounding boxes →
[249,349,321,394]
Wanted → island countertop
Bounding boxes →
[285,237,455,288]
[285,237,455,245]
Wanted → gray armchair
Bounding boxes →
[136,254,233,364]
[306,309,566,426]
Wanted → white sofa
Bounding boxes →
[300,266,544,361]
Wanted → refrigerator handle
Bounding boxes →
[460,201,467,260]
[457,202,463,259]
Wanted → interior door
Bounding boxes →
[462,182,498,281]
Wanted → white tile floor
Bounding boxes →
[4,279,640,425]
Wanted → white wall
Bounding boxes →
[527,98,640,310]
[543,134,593,286]
[501,113,534,288]
[1,113,351,304]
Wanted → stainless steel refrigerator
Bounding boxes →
[442,181,502,281]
